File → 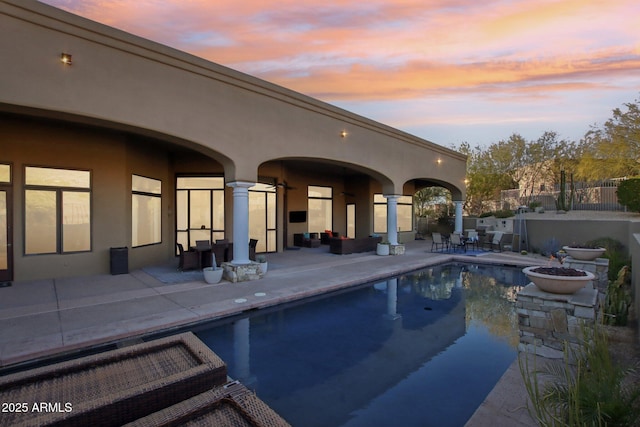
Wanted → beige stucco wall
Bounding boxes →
[2,117,128,279]
[0,117,204,280]
[0,0,469,281]
[0,0,466,198]
[2,115,423,280]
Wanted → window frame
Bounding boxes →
[249,182,277,253]
[373,194,413,233]
[23,165,92,255]
[307,185,333,233]
[132,174,162,248]
[175,175,225,251]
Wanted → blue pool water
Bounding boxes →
[194,263,529,427]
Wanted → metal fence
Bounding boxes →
[501,179,625,212]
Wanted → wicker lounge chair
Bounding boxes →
[124,381,291,427]
[0,332,227,427]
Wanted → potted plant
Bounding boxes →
[203,253,223,284]
[376,241,390,256]
[203,266,223,284]
[256,254,268,274]
[562,244,606,261]
[522,266,595,294]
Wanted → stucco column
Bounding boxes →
[227,181,255,265]
[384,195,399,245]
[454,200,463,234]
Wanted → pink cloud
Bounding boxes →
[37,0,640,144]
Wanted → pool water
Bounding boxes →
[194,263,528,427]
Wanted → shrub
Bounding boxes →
[520,324,640,426]
[493,209,515,218]
[604,266,632,326]
[479,211,494,218]
[617,177,640,212]
[586,237,629,281]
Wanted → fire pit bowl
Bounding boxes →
[522,266,595,294]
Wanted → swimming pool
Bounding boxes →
[193,262,528,427]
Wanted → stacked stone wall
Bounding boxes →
[563,256,609,291]
[516,285,598,358]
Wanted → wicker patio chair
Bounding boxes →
[249,239,258,261]
[176,243,199,271]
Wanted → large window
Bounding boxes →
[249,183,276,253]
[132,175,162,247]
[1,164,10,272]
[308,186,332,232]
[346,203,355,238]
[0,164,10,183]
[176,177,225,250]
[25,166,91,254]
[373,194,413,233]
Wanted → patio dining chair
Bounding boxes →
[431,232,448,252]
[483,231,504,252]
[176,243,199,271]
[249,239,258,261]
[466,230,479,251]
[449,233,466,253]
[194,240,213,268]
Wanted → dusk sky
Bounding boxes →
[40,0,640,148]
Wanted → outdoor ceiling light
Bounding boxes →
[61,53,72,65]
[437,158,442,164]
[340,130,348,138]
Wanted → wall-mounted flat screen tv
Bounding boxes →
[289,211,307,223]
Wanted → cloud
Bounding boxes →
[38,0,640,144]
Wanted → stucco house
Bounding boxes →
[0,0,467,283]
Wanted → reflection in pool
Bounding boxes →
[194,263,528,427]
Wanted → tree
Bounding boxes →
[577,96,640,180]
[617,178,640,212]
[414,187,448,218]
[457,142,513,216]
[457,133,572,215]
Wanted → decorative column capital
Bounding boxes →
[227,181,255,189]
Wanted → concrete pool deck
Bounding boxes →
[0,239,545,426]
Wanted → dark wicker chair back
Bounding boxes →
[176,243,199,271]
[249,239,258,261]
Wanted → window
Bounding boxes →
[132,175,161,247]
[346,203,355,238]
[25,166,91,254]
[397,196,413,232]
[249,182,277,253]
[176,177,225,250]
[373,194,413,233]
[308,186,332,232]
[0,164,10,183]
[1,164,10,272]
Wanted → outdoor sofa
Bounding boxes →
[329,236,382,254]
[320,230,340,244]
[294,233,321,247]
